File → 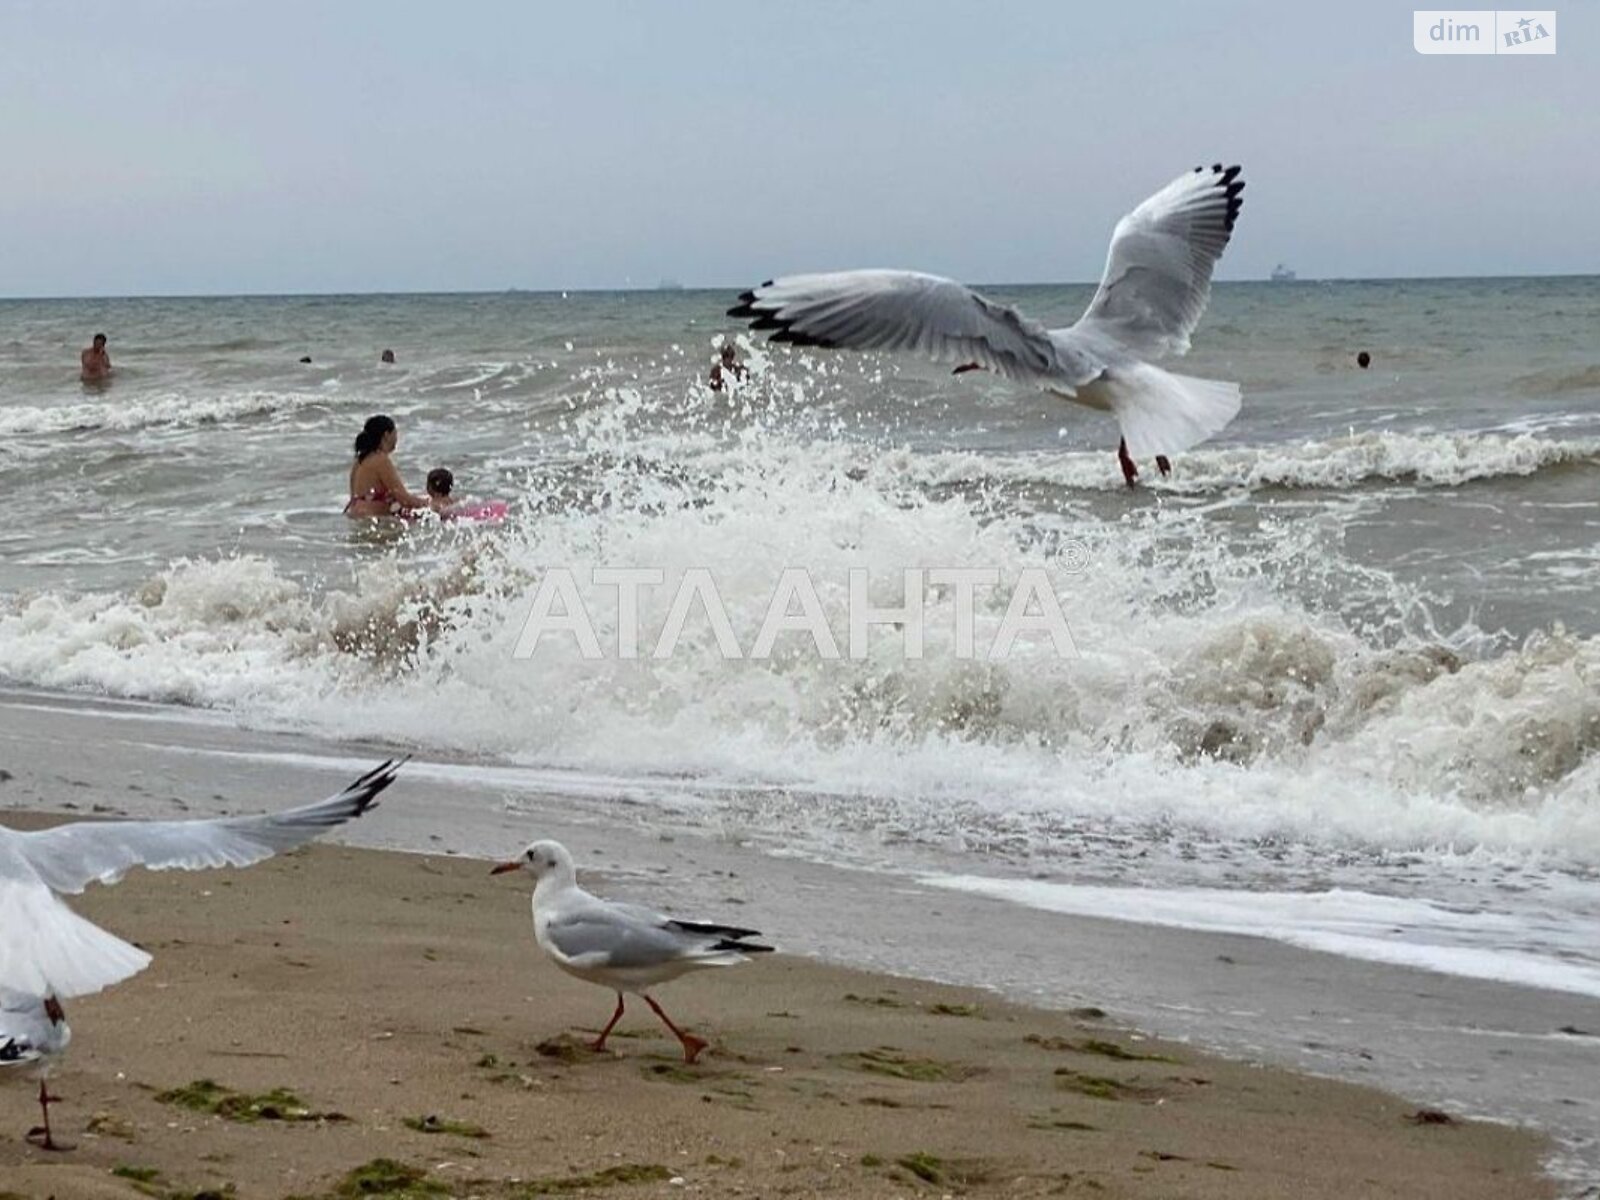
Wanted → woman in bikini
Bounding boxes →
[345,414,430,518]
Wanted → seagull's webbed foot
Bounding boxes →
[26,1126,71,1151]
[1117,439,1139,488]
[1156,455,1172,478]
[644,994,708,1064]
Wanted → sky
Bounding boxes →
[2,0,1596,296]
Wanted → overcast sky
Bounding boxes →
[2,0,1595,296]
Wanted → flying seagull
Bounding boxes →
[728,164,1246,486]
[492,840,773,1063]
[0,757,405,1148]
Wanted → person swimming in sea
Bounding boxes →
[345,415,429,518]
[708,343,747,392]
[80,333,112,384]
[425,467,456,515]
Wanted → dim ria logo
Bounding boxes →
[513,567,1080,662]
[1414,10,1556,54]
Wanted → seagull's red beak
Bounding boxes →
[489,861,521,875]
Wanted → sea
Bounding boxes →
[2,278,1599,1177]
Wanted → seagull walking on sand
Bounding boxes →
[492,840,773,1063]
[0,990,70,1150]
[0,757,405,1149]
[728,164,1247,487]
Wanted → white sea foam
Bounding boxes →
[3,376,1598,869]
[899,430,1600,494]
[0,389,330,437]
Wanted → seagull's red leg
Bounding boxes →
[1155,455,1172,478]
[643,994,708,1064]
[952,362,983,375]
[26,1079,64,1151]
[1117,439,1139,488]
[591,992,626,1053]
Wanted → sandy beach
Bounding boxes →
[0,822,1555,1200]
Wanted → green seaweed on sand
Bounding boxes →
[112,1173,237,1200]
[844,992,905,1008]
[155,1079,344,1124]
[280,1160,445,1199]
[891,1153,991,1189]
[1024,1034,1172,1061]
[896,1153,946,1184]
[845,1047,980,1082]
[324,1159,448,1199]
[510,1164,672,1194]
[1053,1070,1132,1101]
[1076,1039,1172,1062]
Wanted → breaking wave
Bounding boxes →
[3,372,1597,868]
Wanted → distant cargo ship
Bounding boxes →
[1270,263,1297,282]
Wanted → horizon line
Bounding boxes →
[3,269,1597,303]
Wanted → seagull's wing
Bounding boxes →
[0,1039,45,1068]
[542,894,771,971]
[1067,164,1245,358]
[542,907,712,971]
[0,871,152,997]
[728,270,1097,391]
[9,758,405,895]
[607,900,769,945]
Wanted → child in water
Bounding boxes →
[426,467,456,515]
[425,466,507,523]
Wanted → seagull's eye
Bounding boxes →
[525,850,536,862]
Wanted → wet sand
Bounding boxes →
[0,822,1555,1199]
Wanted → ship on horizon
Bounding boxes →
[1270,263,1297,282]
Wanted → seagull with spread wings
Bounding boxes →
[0,757,405,1148]
[729,164,1246,486]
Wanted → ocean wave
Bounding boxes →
[2,484,1596,865]
[2,370,1598,866]
[1512,363,1600,397]
[900,430,1600,494]
[0,389,331,437]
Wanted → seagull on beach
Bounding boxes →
[0,757,405,1148]
[491,840,773,1063]
[1,990,70,1150]
[728,164,1247,487]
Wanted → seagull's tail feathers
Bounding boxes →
[708,938,776,955]
[1,879,152,999]
[1090,361,1242,458]
[667,918,763,940]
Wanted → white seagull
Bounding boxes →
[728,163,1246,486]
[0,757,405,1148]
[491,840,773,1063]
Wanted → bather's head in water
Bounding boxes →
[354,414,397,461]
[426,467,455,513]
